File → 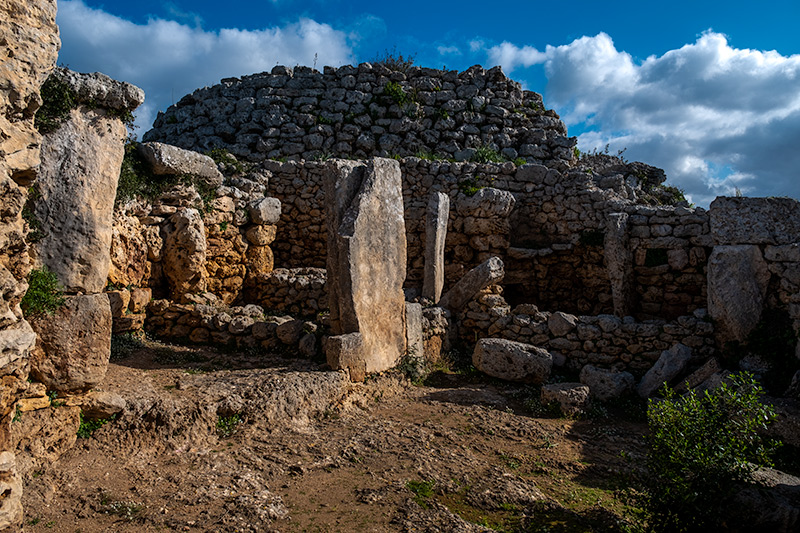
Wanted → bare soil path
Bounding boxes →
[20,341,647,532]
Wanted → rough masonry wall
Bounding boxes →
[0,0,59,529]
[253,158,712,320]
[143,64,576,167]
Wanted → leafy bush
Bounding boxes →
[644,372,779,531]
[35,74,77,134]
[21,267,65,317]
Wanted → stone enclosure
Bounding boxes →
[2,1,800,529]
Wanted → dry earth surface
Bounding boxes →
[19,339,650,532]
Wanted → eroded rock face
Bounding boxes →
[472,338,552,383]
[34,107,128,293]
[29,294,112,393]
[324,158,407,377]
[708,245,770,344]
[0,0,59,528]
[163,208,208,301]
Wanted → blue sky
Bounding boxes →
[56,0,800,206]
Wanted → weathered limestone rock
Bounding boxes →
[29,294,112,392]
[711,196,800,245]
[74,391,126,420]
[0,321,36,369]
[107,289,130,318]
[472,338,552,383]
[245,224,277,246]
[35,106,128,293]
[637,343,692,398]
[605,213,634,317]
[675,358,721,393]
[455,187,516,218]
[11,404,81,476]
[579,364,635,401]
[0,452,22,531]
[245,245,274,277]
[248,197,282,225]
[163,208,208,301]
[51,67,144,113]
[732,467,800,533]
[138,142,224,187]
[326,332,366,382]
[707,245,770,344]
[324,159,407,376]
[439,256,504,312]
[548,311,577,337]
[541,383,590,416]
[129,288,152,313]
[406,303,423,359]
[422,192,449,303]
[108,214,150,287]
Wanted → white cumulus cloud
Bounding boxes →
[57,0,355,133]
[486,32,800,206]
[487,42,546,72]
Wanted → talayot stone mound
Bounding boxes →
[143,64,577,167]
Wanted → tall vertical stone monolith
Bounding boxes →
[422,191,449,303]
[324,158,407,379]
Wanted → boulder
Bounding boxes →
[162,208,207,301]
[472,338,552,383]
[547,311,578,337]
[107,289,130,318]
[50,67,144,112]
[138,142,224,187]
[455,187,516,218]
[637,343,692,398]
[707,245,770,344]
[108,214,150,287]
[579,365,635,401]
[326,332,366,382]
[128,287,152,314]
[35,106,128,293]
[29,294,112,392]
[324,159,406,376]
[541,383,590,416]
[0,321,36,369]
[439,256,504,312]
[248,197,282,225]
[422,191,449,303]
[72,390,126,420]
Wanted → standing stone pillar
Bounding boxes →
[605,213,634,318]
[422,191,449,303]
[324,158,407,380]
[708,245,770,345]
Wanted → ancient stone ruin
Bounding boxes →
[2,0,800,530]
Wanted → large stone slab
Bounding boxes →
[439,256,504,312]
[637,343,692,398]
[138,142,224,187]
[605,213,635,317]
[579,364,635,401]
[422,191,449,303]
[163,208,208,301]
[472,338,552,383]
[34,106,128,293]
[455,187,516,218]
[710,196,800,245]
[707,245,770,344]
[324,159,407,376]
[29,294,112,392]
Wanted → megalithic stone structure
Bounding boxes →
[605,213,635,318]
[422,191,449,303]
[324,158,407,380]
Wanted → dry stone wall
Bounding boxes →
[143,64,576,167]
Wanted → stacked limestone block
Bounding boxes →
[243,267,327,318]
[110,152,281,307]
[144,64,576,167]
[0,1,59,528]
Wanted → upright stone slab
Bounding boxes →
[162,208,208,301]
[324,158,407,378]
[438,256,504,312]
[707,245,770,344]
[605,213,634,317]
[34,69,143,294]
[422,192,449,303]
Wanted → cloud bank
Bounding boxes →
[487,32,800,205]
[57,0,355,133]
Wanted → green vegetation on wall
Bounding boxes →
[35,75,77,134]
[21,267,65,317]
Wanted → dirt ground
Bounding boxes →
[19,340,649,532]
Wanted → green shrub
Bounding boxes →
[644,372,779,531]
[22,186,44,243]
[216,413,241,438]
[35,74,77,134]
[77,412,115,438]
[470,144,504,164]
[406,479,435,508]
[383,81,410,106]
[21,267,65,317]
